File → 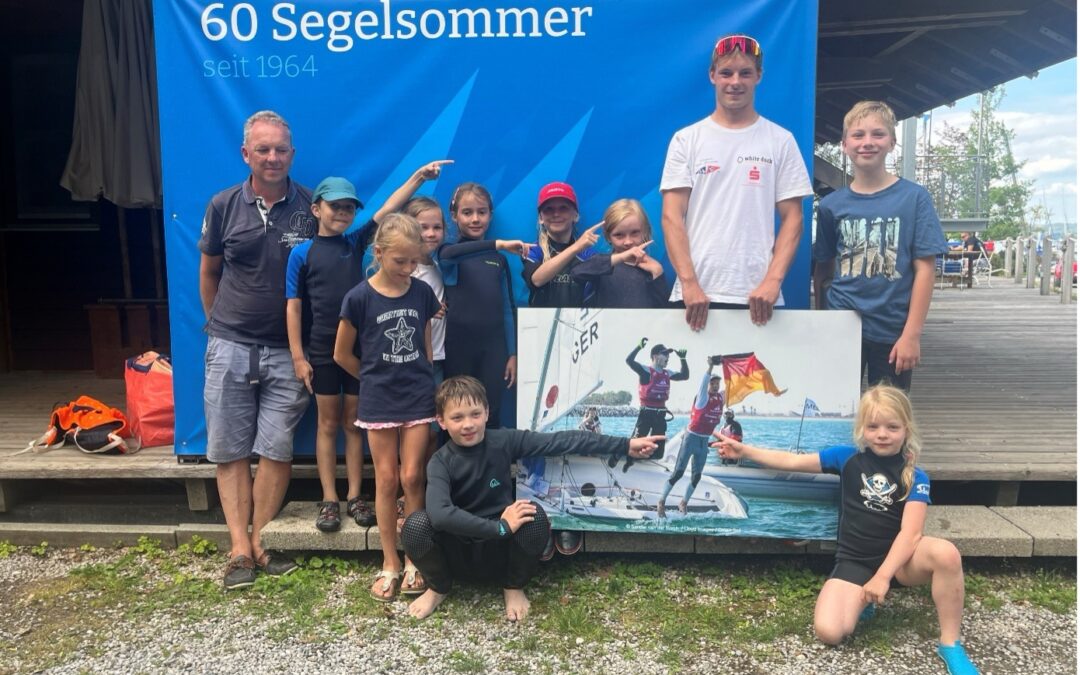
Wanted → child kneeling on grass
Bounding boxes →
[712,385,978,675]
[401,375,663,621]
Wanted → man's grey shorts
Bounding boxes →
[204,335,310,463]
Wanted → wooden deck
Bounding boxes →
[0,282,1073,512]
[916,281,1076,481]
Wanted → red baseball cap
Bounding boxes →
[537,182,578,210]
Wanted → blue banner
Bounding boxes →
[153,0,818,456]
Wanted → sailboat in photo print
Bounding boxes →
[516,308,749,526]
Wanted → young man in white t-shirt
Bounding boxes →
[661,34,812,329]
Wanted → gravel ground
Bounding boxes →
[0,548,1074,675]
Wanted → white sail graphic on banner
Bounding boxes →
[528,307,605,432]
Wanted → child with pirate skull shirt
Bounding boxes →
[818,442,930,580]
[713,385,978,674]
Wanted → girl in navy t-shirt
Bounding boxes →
[712,385,978,675]
[334,213,440,602]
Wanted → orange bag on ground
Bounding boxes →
[124,351,175,448]
[24,395,137,454]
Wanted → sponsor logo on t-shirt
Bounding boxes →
[748,166,761,182]
[695,163,721,176]
[916,483,930,496]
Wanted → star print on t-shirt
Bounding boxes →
[384,317,416,354]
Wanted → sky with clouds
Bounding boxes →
[919,58,1077,228]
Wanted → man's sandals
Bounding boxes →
[370,569,403,602]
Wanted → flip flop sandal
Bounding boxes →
[401,562,428,596]
[369,569,402,603]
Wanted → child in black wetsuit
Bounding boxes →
[571,198,670,308]
[441,183,518,427]
[713,385,978,675]
[521,181,598,307]
[400,376,662,621]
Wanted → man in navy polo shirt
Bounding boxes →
[199,110,316,590]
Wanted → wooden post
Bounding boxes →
[1026,237,1037,288]
[185,478,218,511]
[994,481,1021,507]
[0,479,27,512]
[1040,236,1053,295]
[1062,238,1075,305]
[1003,238,1013,276]
[1014,238,1025,283]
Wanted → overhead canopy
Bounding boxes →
[816,0,1077,143]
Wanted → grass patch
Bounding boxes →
[2,548,1075,673]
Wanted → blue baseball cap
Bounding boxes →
[313,176,363,208]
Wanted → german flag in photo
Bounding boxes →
[720,352,787,406]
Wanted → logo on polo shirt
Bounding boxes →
[489,478,501,489]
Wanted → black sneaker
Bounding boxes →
[255,551,298,576]
[606,454,619,468]
[622,458,635,473]
[347,496,377,527]
[223,555,256,590]
[316,501,341,532]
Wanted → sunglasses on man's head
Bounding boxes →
[714,35,762,58]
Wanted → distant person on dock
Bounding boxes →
[199,110,313,590]
[960,232,984,255]
[812,101,947,392]
[401,376,661,621]
[712,385,979,675]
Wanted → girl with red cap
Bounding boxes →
[521,181,600,307]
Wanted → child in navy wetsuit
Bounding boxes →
[400,376,662,621]
[616,337,689,470]
[521,182,598,307]
[571,198,670,308]
[334,214,441,602]
[406,195,530,456]
[713,385,978,675]
[286,164,447,534]
[441,182,518,428]
[657,358,723,517]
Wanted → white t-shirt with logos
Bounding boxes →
[660,115,812,305]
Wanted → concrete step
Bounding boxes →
[1,504,1071,557]
[256,502,1077,558]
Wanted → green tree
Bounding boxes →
[583,390,632,406]
[922,88,1032,239]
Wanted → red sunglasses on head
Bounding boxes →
[714,35,762,58]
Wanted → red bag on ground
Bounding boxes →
[124,351,175,447]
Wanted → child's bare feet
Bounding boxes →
[678,499,688,515]
[656,501,667,518]
[504,588,531,621]
[407,589,447,619]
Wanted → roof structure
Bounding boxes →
[816,0,1077,143]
